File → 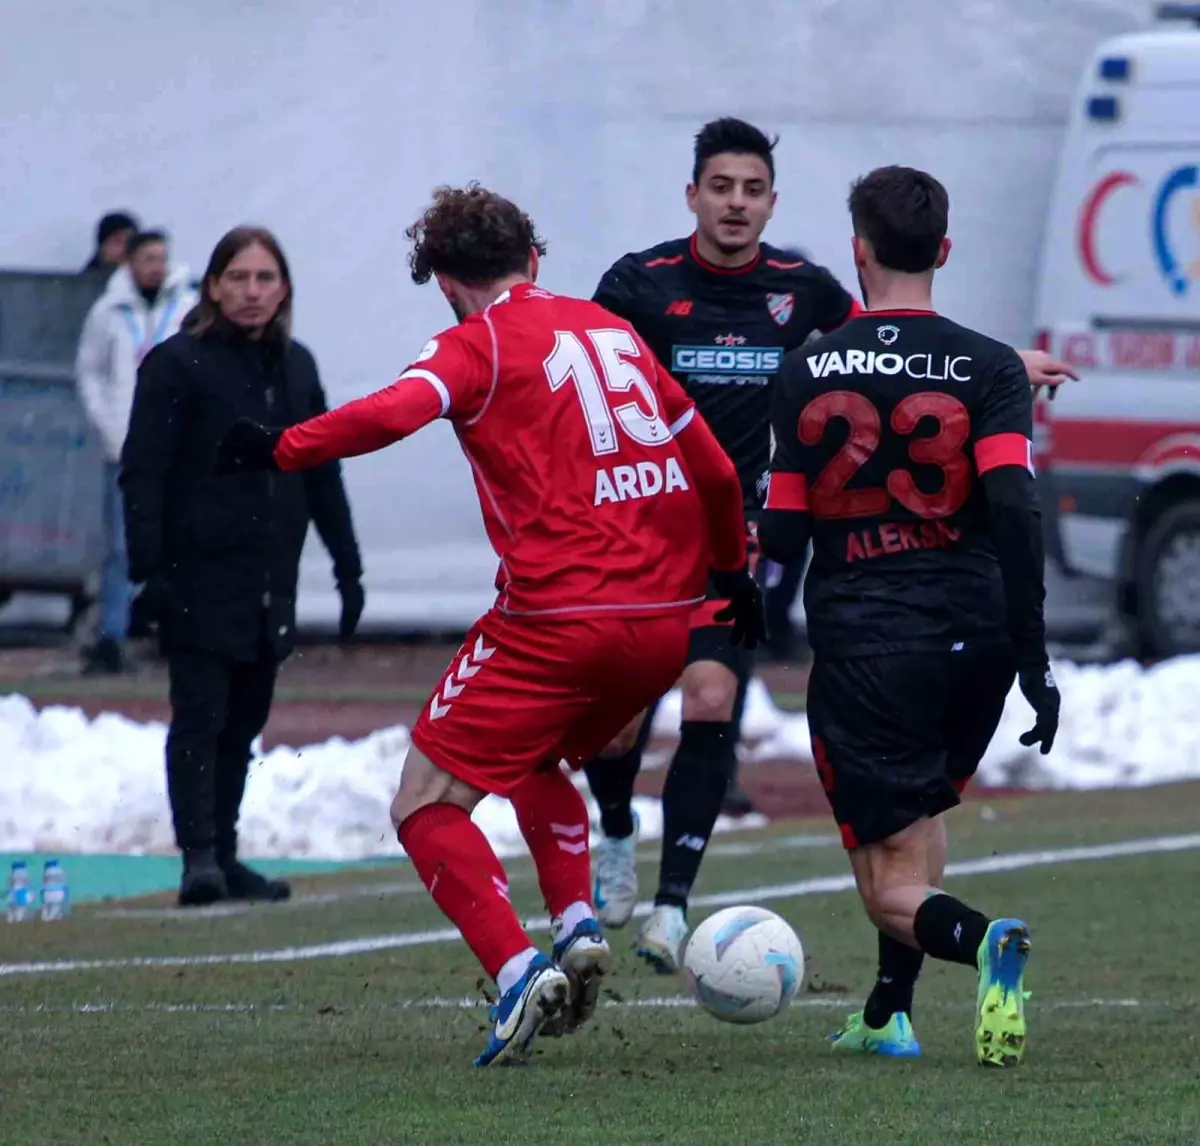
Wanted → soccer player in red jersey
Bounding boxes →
[215,184,764,1067]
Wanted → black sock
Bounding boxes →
[583,746,643,839]
[863,932,925,1027]
[655,720,737,908]
[913,893,990,968]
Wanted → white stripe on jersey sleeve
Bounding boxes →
[398,368,451,417]
[668,406,695,437]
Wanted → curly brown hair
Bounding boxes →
[406,183,547,287]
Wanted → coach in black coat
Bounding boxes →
[121,225,364,907]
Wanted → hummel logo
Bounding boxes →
[428,634,496,720]
[552,822,588,855]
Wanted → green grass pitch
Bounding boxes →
[2,785,1199,1145]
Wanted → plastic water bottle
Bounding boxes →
[40,859,70,922]
[6,861,32,922]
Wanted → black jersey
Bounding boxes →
[593,234,855,511]
[766,309,1036,658]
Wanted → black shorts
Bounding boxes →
[686,615,756,678]
[685,518,761,678]
[806,646,1016,849]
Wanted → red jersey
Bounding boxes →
[275,283,747,620]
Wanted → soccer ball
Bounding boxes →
[683,905,805,1024]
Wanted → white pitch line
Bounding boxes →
[93,832,839,921]
[0,997,1166,1016]
[97,879,431,920]
[0,996,839,1015]
[3,832,1198,978]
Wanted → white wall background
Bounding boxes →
[0,0,1153,627]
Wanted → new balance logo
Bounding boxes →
[666,299,693,316]
[675,834,707,852]
[493,875,511,902]
[428,635,496,720]
[551,822,588,855]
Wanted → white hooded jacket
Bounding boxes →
[75,263,198,460]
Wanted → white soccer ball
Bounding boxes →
[682,905,805,1024]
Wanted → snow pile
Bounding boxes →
[977,657,1200,790]
[0,694,757,861]
[748,656,1200,791]
[2,656,1198,860]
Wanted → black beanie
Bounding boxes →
[96,211,138,245]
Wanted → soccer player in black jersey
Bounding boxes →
[583,119,1076,976]
[583,118,859,971]
[760,166,1061,1066]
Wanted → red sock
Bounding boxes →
[509,763,593,918]
[398,803,532,981]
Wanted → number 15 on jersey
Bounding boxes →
[544,329,672,455]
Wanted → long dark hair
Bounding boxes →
[182,225,293,341]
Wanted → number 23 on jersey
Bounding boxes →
[799,390,973,520]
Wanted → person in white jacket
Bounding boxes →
[75,230,197,672]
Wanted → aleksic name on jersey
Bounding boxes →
[594,234,859,510]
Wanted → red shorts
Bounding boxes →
[410,608,691,796]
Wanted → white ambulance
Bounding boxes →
[1034,3,1200,657]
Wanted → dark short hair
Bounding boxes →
[182,225,293,341]
[96,211,138,245]
[406,184,547,287]
[692,118,778,185]
[127,230,168,257]
[848,166,949,273]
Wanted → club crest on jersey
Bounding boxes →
[766,292,794,326]
[877,324,900,346]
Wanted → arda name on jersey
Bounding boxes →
[593,457,690,506]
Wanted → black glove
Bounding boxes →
[338,579,365,642]
[130,576,175,635]
[711,565,767,650]
[215,418,282,474]
[1017,661,1061,755]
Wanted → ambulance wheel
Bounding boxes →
[1136,499,1200,659]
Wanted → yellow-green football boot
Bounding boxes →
[975,918,1031,1067]
[830,1010,922,1057]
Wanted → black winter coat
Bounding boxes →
[120,320,362,662]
